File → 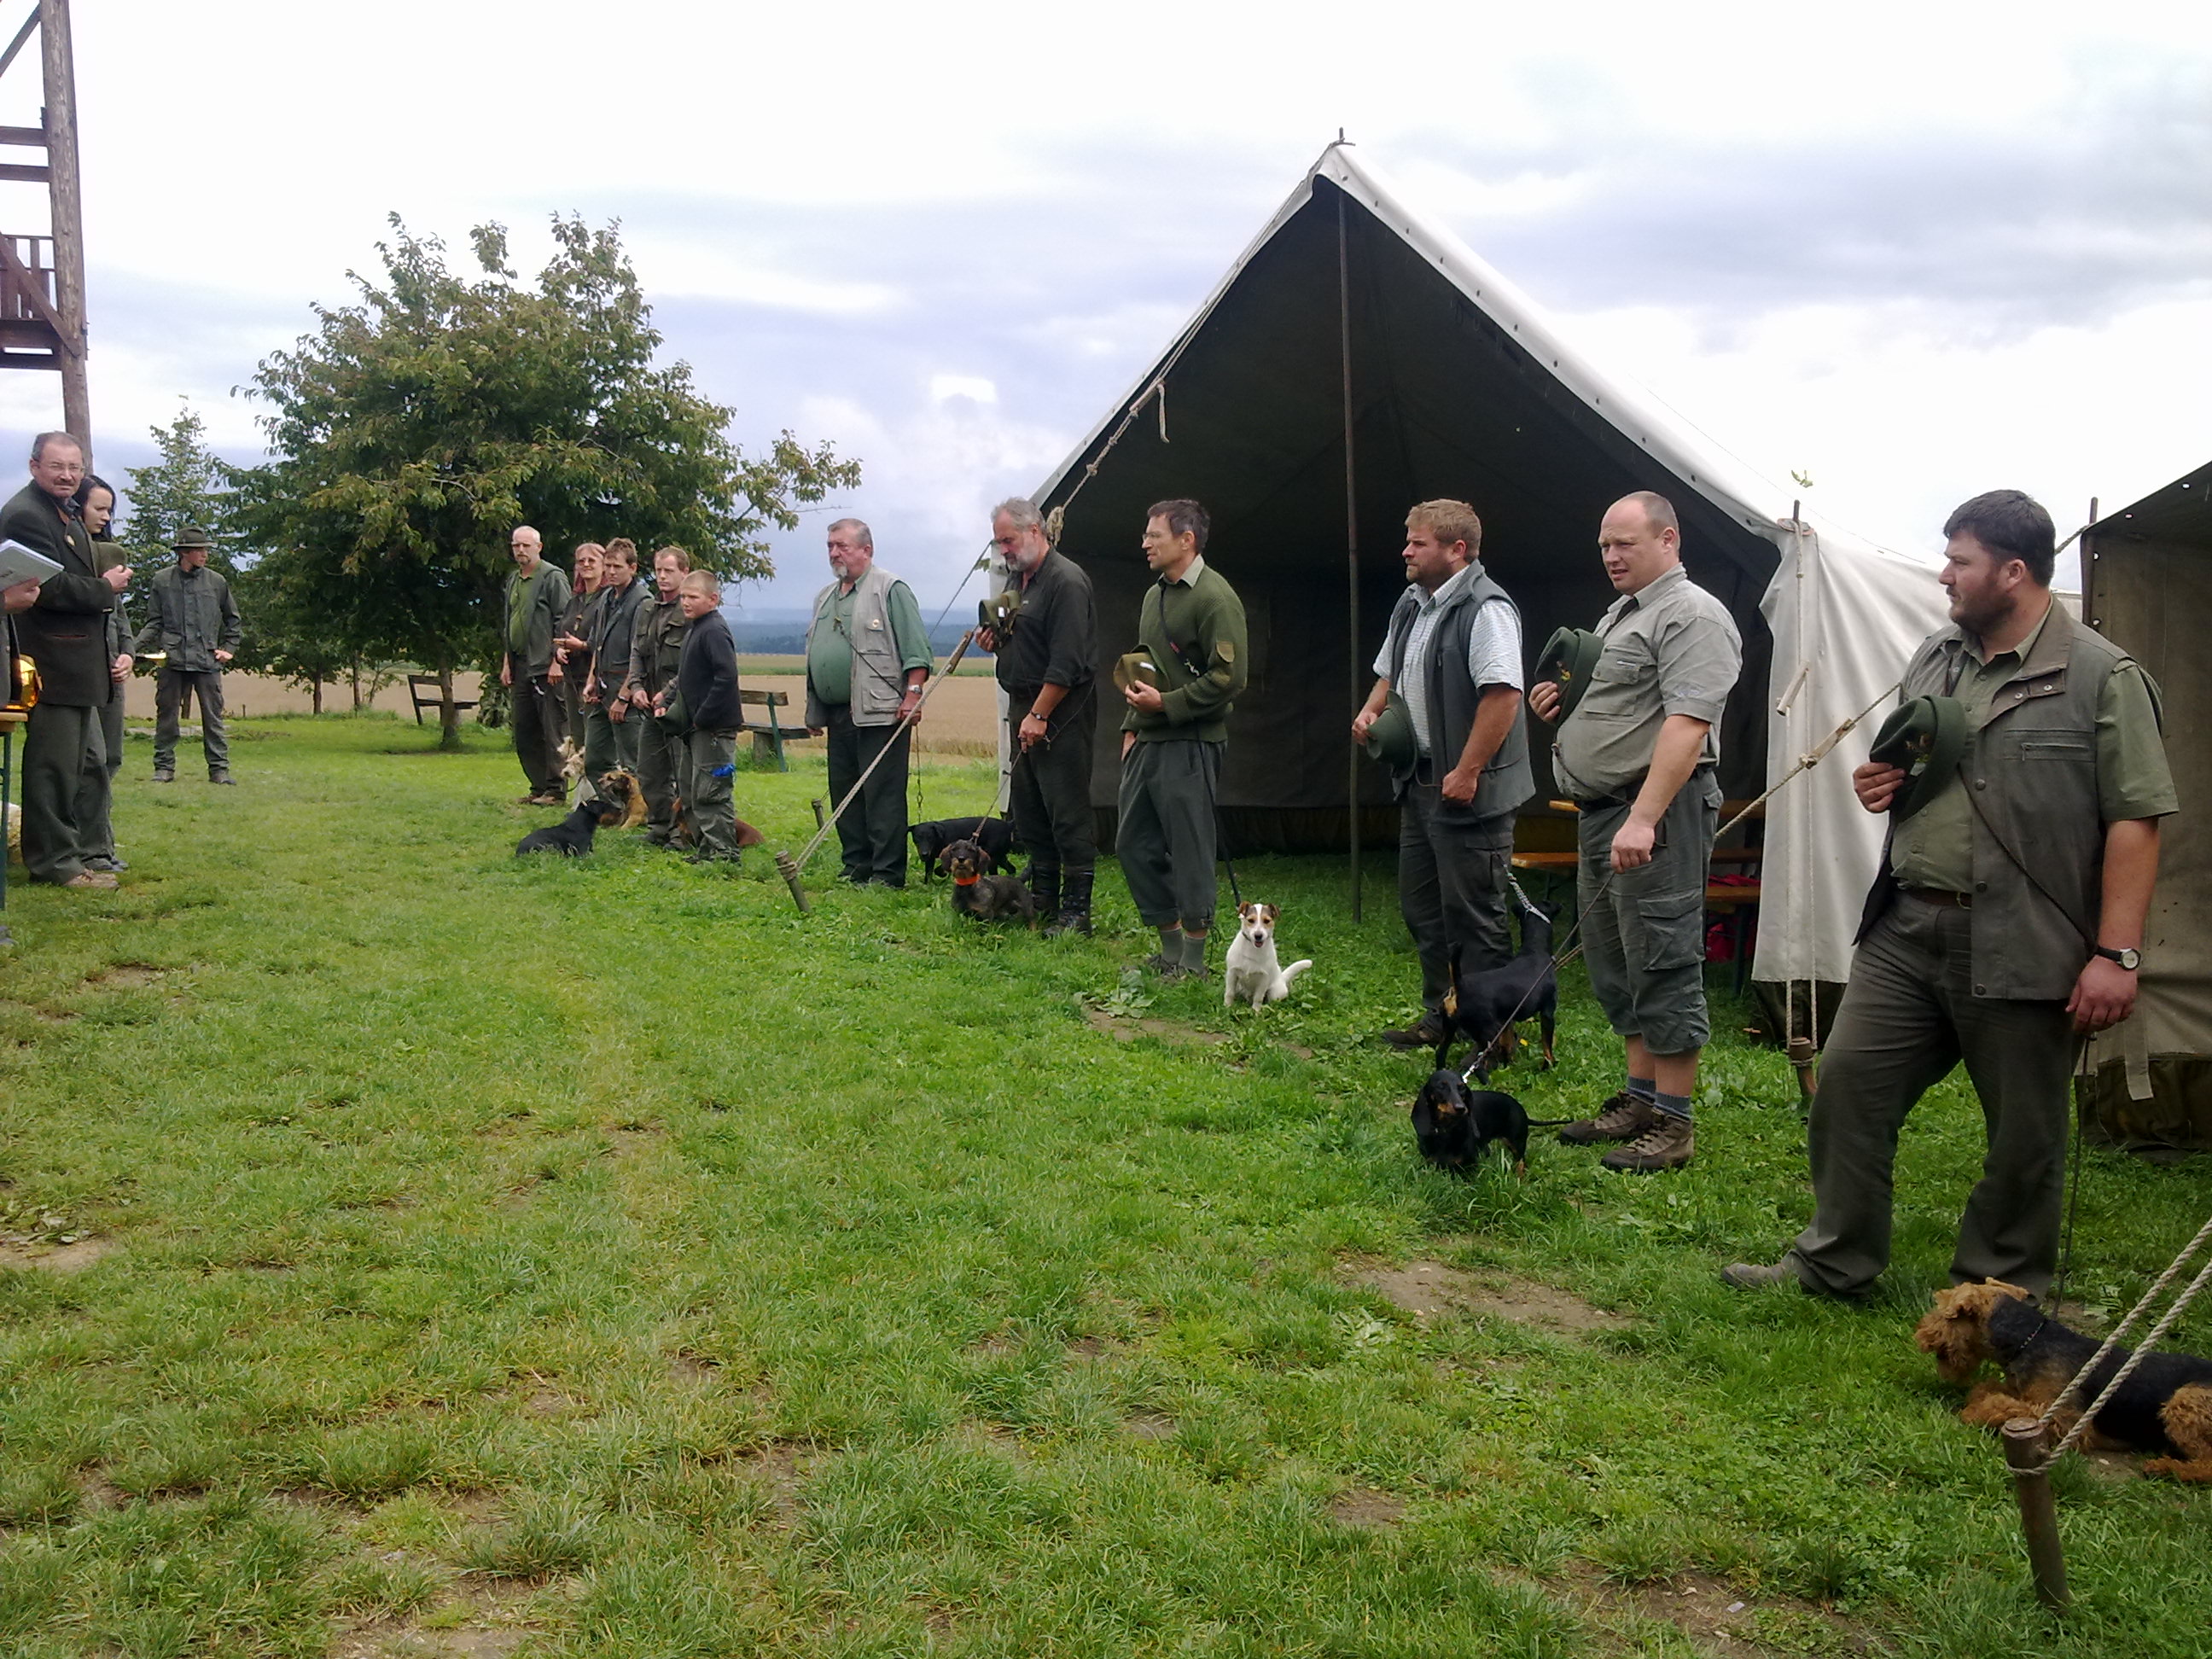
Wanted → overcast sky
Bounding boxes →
[0,0,2205,611]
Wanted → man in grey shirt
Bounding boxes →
[1531,491,1741,1172]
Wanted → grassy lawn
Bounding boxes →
[3,716,2209,1658]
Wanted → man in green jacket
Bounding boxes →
[134,527,242,784]
[620,544,693,845]
[4,431,127,888]
[498,525,571,806]
[587,538,650,778]
[1118,498,1249,980]
[78,474,134,865]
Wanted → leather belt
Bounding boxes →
[1575,764,1714,814]
[1901,886,1972,908]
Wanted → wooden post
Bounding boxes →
[38,0,86,442]
[2003,1417,2068,1612]
[1337,185,1361,923]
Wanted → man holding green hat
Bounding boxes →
[1353,498,1531,1047]
[1533,491,1742,1173]
[135,525,242,784]
[1726,489,2174,1301]
[1119,498,1248,980]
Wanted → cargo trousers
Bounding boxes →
[1576,779,1719,1062]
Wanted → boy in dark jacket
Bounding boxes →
[663,570,757,864]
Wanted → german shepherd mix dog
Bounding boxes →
[938,838,1035,923]
[911,815,1016,882]
[1915,1280,2212,1481]
[1440,891,1558,1081]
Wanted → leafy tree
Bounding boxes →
[229,214,861,748]
[122,401,239,573]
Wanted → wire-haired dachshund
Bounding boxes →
[939,837,1035,923]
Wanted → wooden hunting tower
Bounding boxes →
[0,0,85,440]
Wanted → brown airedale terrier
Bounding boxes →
[1914,1279,2212,1482]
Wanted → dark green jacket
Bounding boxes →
[3,480,111,706]
[1121,560,1249,745]
[591,576,650,701]
[502,562,570,678]
[133,562,242,673]
[624,594,688,700]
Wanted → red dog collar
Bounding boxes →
[953,874,981,887]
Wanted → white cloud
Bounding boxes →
[928,375,998,405]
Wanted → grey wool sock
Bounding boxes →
[1654,1091,1694,1121]
[1179,930,1208,971]
[1157,925,1184,959]
[1625,1074,1658,1103]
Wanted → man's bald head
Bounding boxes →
[509,525,543,572]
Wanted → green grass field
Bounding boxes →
[3,717,2209,1658]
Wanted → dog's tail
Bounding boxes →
[1521,1115,1577,1127]
[1280,959,1313,987]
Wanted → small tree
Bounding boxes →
[230,214,860,749]
[124,402,239,572]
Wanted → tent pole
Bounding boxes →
[1339,188,1362,922]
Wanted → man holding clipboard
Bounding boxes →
[3,432,129,889]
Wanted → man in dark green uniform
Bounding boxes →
[77,474,133,866]
[620,544,693,845]
[135,527,242,785]
[552,541,602,798]
[4,432,126,889]
[981,498,1098,934]
[499,525,571,806]
[588,538,649,777]
[1118,498,1249,980]
[804,519,932,887]
[1726,490,2175,1301]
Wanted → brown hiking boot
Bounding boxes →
[1557,1091,1660,1144]
[1602,1113,1695,1172]
[1377,1014,1448,1051]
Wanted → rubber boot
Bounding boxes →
[1026,862,1061,923]
[1045,866,1094,937]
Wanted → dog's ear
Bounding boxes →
[934,845,955,871]
[1262,904,1278,923]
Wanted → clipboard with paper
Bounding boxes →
[0,538,63,590]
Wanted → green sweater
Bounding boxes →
[1121,559,1249,744]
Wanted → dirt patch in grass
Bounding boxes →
[1080,1006,1229,1047]
[0,1237,117,1272]
[1328,1487,1406,1530]
[335,1575,540,1658]
[1549,1566,1885,1658]
[1068,1336,1108,1360]
[669,1353,720,1382]
[1349,1260,1628,1336]
[87,962,166,988]
[746,1442,810,1525]
[1125,1412,1177,1441]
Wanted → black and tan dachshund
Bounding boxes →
[516,794,633,857]
[938,837,1035,923]
[1440,892,1558,1081]
[1411,1066,1570,1176]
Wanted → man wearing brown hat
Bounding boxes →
[3,431,126,887]
[135,526,242,784]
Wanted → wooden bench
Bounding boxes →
[740,686,811,771]
[408,674,477,726]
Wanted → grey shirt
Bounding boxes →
[1553,562,1741,800]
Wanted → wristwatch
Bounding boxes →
[2093,945,2143,971]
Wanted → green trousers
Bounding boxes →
[684,728,741,859]
[1115,736,1221,932]
[636,716,684,839]
[825,706,911,886]
[20,701,109,884]
[582,701,619,798]
[1785,895,2077,1300]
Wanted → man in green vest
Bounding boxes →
[1118,498,1249,980]
[1355,498,1532,1047]
[1531,492,1743,1173]
[136,527,243,785]
[620,544,694,845]
[4,431,126,889]
[1726,490,2175,1301]
[804,518,931,887]
[498,525,571,806]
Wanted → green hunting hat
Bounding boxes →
[1362,691,1418,771]
[979,587,1022,637]
[172,526,215,550]
[1536,626,1604,719]
[1869,695,1968,821]
[1111,651,1161,695]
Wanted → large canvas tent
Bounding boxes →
[2081,462,2212,1148]
[1029,143,1947,989]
